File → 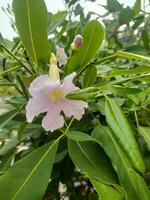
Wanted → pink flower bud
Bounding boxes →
[73,34,83,49]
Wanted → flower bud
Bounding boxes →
[49,53,60,81]
[71,34,83,51]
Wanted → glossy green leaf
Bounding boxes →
[68,135,118,185]
[83,65,97,88]
[67,87,99,100]
[138,127,150,150]
[116,51,150,62]
[0,141,58,200]
[91,178,124,200]
[65,20,105,73]
[108,85,141,95]
[92,126,139,199]
[111,66,150,76]
[105,97,145,173]
[67,131,95,142]
[12,0,50,67]
[129,169,150,200]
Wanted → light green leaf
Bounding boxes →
[138,127,150,150]
[83,65,97,88]
[91,178,124,200]
[0,141,58,200]
[116,51,150,62]
[65,20,105,73]
[12,0,50,67]
[67,131,95,142]
[0,108,22,129]
[129,169,150,200]
[67,87,99,100]
[68,136,118,185]
[92,126,139,199]
[108,85,141,95]
[47,11,67,34]
[105,97,145,173]
[133,0,141,15]
[111,66,150,76]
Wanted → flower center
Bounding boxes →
[48,89,64,101]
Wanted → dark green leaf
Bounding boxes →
[0,141,58,200]
[68,136,118,185]
[105,97,145,173]
[92,126,139,199]
[119,8,135,25]
[12,0,50,66]
[107,0,123,12]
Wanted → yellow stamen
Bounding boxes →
[48,89,64,101]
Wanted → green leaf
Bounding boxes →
[67,87,99,100]
[138,127,150,150]
[65,20,105,73]
[119,8,135,25]
[107,0,123,12]
[67,131,95,142]
[91,178,124,200]
[68,135,118,185]
[0,141,58,200]
[108,85,141,95]
[92,126,139,199]
[105,97,145,173]
[111,66,150,76]
[12,0,50,67]
[141,29,150,51]
[116,51,150,62]
[83,65,97,88]
[133,0,141,15]
[47,11,67,35]
[0,79,16,86]
[0,108,22,129]
[129,169,150,200]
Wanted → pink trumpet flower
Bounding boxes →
[26,72,88,132]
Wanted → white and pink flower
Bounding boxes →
[26,72,88,132]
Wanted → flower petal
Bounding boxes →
[61,72,78,95]
[62,99,88,120]
[42,110,64,132]
[29,75,60,99]
[56,47,67,66]
[26,98,49,122]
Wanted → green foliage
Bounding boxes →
[105,97,145,173]
[65,20,105,73]
[0,0,150,199]
[0,141,58,200]
[12,0,50,67]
